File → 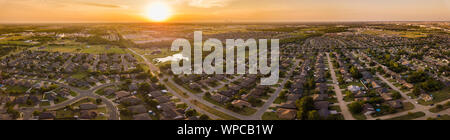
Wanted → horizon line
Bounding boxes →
[0,20,449,24]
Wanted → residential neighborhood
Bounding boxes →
[0,22,448,120]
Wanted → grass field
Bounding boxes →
[262,112,282,120]
[5,85,29,93]
[387,112,425,120]
[203,95,257,116]
[351,113,367,120]
[429,101,450,113]
[419,87,450,105]
[165,81,189,98]
[33,44,126,54]
[362,30,428,38]
[428,114,450,120]
[190,100,239,120]
[71,72,89,80]
[134,47,179,62]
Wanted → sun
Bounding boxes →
[145,2,172,22]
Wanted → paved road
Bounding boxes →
[128,48,224,120]
[414,108,450,120]
[376,73,424,108]
[166,78,251,120]
[373,99,450,120]
[370,73,449,120]
[206,75,243,93]
[326,53,355,120]
[17,77,121,120]
[128,48,160,73]
[251,59,300,120]
[160,78,221,120]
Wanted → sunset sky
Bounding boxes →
[0,0,449,23]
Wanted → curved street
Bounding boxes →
[17,77,121,120]
[129,48,300,120]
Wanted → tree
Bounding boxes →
[295,96,314,111]
[26,99,33,106]
[348,101,364,114]
[420,79,443,92]
[436,104,444,110]
[285,80,293,89]
[307,110,321,120]
[303,78,316,90]
[296,108,306,120]
[248,97,262,107]
[136,73,150,79]
[150,76,159,82]
[7,107,20,119]
[138,83,152,93]
[350,66,362,79]
[407,71,427,83]
[295,96,315,120]
[204,92,211,98]
[238,89,248,95]
[185,109,197,117]
[33,111,41,116]
[412,86,422,96]
[278,91,287,100]
[345,90,354,99]
[96,99,103,104]
[125,79,132,85]
[199,114,210,120]
[391,92,402,100]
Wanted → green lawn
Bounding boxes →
[203,96,225,107]
[429,101,450,113]
[340,82,364,89]
[34,44,127,54]
[80,45,126,54]
[203,95,256,116]
[40,101,50,107]
[351,113,367,120]
[5,85,28,93]
[166,82,189,98]
[419,87,450,105]
[69,91,78,97]
[54,96,69,104]
[262,112,283,120]
[402,102,415,111]
[427,115,450,120]
[56,109,75,119]
[347,104,366,120]
[181,84,202,94]
[387,112,425,120]
[71,98,97,107]
[329,106,342,112]
[236,107,257,116]
[190,100,239,120]
[71,72,89,80]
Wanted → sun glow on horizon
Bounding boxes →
[145,2,172,22]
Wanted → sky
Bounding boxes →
[0,0,449,23]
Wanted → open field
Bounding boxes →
[190,100,239,120]
[32,44,126,54]
[387,112,426,120]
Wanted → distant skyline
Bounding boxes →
[0,0,449,23]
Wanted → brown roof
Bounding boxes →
[276,108,297,120]
[133,113,152,120]
[115,91,131,99]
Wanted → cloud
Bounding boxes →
[76,2,123,8]
[175,0,233,8]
